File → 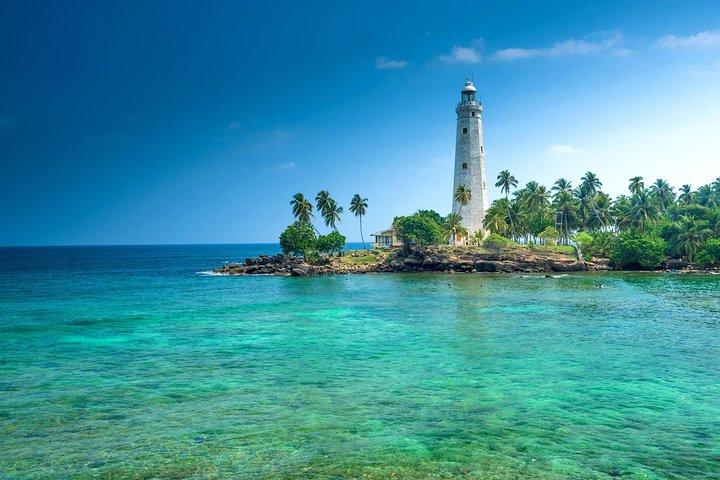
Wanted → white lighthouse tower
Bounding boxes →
[452,80,488,242]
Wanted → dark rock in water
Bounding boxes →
[474,261,498,272]
[291,268,308,277]
[244,257,256,266]
[259,256,272,265]
[549,259,586,272]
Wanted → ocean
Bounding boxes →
[1,244,719,478]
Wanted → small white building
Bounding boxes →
[371,228,400,249]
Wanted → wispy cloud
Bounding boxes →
[275,162,295,170]
[439,44,482,64]
[655,30,720,49]
[375,56,407,69]
[547,144,582,155]
[492,32,626,62]
[0,116,18,129]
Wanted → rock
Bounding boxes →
[549,260,586,272]
[404,257,421,266]
[474,261,498,272]
[244,257,257,266]
[457,255,475,266]
[291,268,308,277]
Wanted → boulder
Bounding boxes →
[549,260,586,272]
[404,257,421,266]
[291,268,308,277]
[244,257,257,266]
[474,261,498,272]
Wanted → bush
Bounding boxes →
[697,239,720,265]
[393,214,443,251]
[316,231,346,255]
[610,232,666,269]
[483,233,511,259]
[279,221,316,258]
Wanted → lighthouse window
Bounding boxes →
[481,146,484,153]
[462,163,468,170]
[462,128,468,134]
[471,112,475,116]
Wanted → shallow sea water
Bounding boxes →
[1,245,719,479]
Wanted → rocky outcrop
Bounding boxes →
[213,246,617,276]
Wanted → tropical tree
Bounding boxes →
[580,171,602,195]
[552,178,572,199]
[483,204,509,235]
[696,184,718,208]
[628,176,645,196]
[495,170,518,198]
[538,226,560,251]
[673,217,709,262]
[648,179,675,213]
[315,190,331,218]
[443,212,468,245]
[629,191,659,233]
[678,184,693,206]
[290,193,314,224]
[349,194,368,249]
[279,221,317,259]
[454,184,472,218]
[322,198,343,230]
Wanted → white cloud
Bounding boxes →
[375,56,408,69]
[547,144,582,155]
[0,116,17,129]
[440,46,482,64]
[275,162,295,170]
[492,32,625,62]
[655,30,720,49]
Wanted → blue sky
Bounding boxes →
[1,0,720,245]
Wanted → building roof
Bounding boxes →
[461,80,477,93]
[371,228,395,236]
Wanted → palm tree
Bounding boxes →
[678,184,693,206]
[696,184,718,208]
[628,176,645,196]
[443,213,468,245]
[713,177,720,194]
[290,193,314,223]
[496,171,519,239]
[315,190,331,218]
[705,209,720,239]
[587,192,613,230]
[322,198,343,230]
[629,191,659,233]
[580,171,602,195]
[454,184,472,217]
[495,170,518,198]
[648,179,675,213]
[552,190,578,243]
[674,217,708,262]
[349,194,368,249]
[551,178,572,200]
[483,206,508,235]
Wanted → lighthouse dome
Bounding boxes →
[461,81,477,93]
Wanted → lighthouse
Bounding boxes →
[452,80,488,242]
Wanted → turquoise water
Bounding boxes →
[1,246,720,479]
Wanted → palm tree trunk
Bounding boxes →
[359,216,366,250]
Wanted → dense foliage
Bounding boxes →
[483,172,720,265]
[393,214,443,251]
[316,231,346,255]
[279,221,317,258]
[610,232,666,269]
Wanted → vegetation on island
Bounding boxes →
[482,172,720,268]
[282,191,365,259]
[277,173,720,271]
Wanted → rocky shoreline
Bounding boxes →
[213,246,614,277]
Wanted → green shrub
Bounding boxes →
[393,214,443,251]
[316,231,346,255]
[610,232,666,269]
[279,221,316,258]
[697,239,720,265]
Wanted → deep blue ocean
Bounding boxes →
[1,244,719,479]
